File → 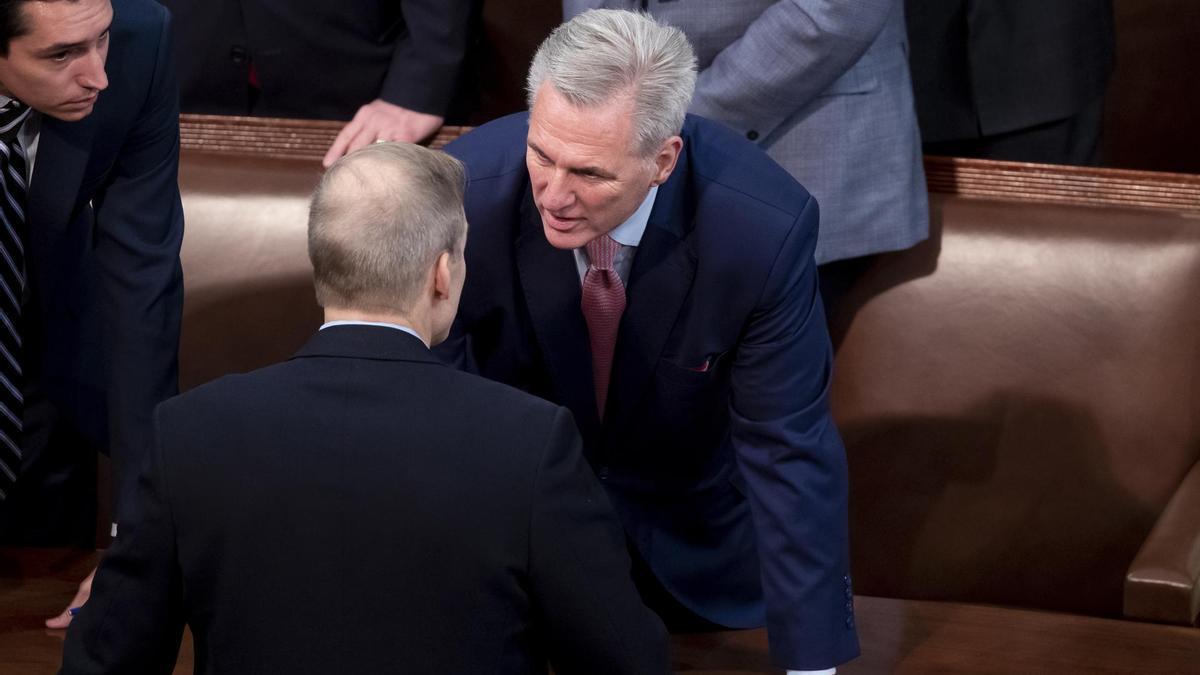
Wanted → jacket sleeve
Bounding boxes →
[91,3,184,527]
[378,0,473,115]
[729,195,859,669]
[529,407,671,675]
[687,0,893,141]
[60,406,185,675]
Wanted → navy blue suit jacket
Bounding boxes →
[23,0,183,528]
[440,113,859,668]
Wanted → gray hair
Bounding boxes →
[308,142,467,312]
[526,9,697,155]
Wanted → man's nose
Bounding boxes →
[540,171,574,211]
[78,49,109,92]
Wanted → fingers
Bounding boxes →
[341,118,380,158]
[323,100,446,166]
[45,568,96,629]
[323,120,359,168]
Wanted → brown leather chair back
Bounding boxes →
[832,189,1200,617]
[178,153,323,391]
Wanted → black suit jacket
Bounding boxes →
[2,0,184,542]
[61,326,668,674]
[160,0,472,119]
[906,0,1115,140]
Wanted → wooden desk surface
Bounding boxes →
[3,548,1198,674]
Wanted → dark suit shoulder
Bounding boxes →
[161,356,569,449]
[439,363,568,423]
[445,112,531,182]
[681,114,814,219]
[677,115,819,274]
[112,0,171,38]
[92,0,172,133]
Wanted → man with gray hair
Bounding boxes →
[440,9,859,672]
[61,142,668,674]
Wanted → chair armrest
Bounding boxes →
[1124,459,1200,625]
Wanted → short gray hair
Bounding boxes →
[308,143,467,312]
[526,9,697,155]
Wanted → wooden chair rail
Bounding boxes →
[180,115,1200,213]
[924,155,1200,212]
[179,114,468,160]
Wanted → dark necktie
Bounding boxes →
[580,234,626,419]
[0,100,31,501]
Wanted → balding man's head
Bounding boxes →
[308,142,467,316]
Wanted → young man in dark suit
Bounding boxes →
[0,0,184,626]
[439,10,858,673]
[61,142,669,674]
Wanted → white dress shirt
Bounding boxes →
[572,185,657,284]
[320,319,426,346]
[0,94,41,181]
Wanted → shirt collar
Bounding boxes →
[606,185,658,248]
[320,320,427,346]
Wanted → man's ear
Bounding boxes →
[433,251,453,299]
[651,136,683,186]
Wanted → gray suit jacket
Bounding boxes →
[564,0,928,264]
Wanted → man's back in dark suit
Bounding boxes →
[63,326,667,674]
[61,141,667,674]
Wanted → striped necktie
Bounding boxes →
[0,100,31,501]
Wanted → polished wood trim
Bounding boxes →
[180,116,1200,213]
[6,548,1199,674]
[924,155,1200,212]
[179,114,470,159]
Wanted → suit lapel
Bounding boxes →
[514,188,602,439]
[28,114,96,236]
[605,163,696,437]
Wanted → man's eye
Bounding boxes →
[49,51,71,62]
[98,30,110,43]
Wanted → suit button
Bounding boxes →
[746,130,759,141]
[845,601,854,612]
[597,466,609,481]
[846,616,855,629]
[845,587,853,599]
[230,46,248,64]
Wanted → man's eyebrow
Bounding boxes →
[528,141,616,179]
[35,22,111,56]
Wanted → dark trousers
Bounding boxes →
[0,367,97,548]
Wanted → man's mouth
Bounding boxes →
[65,93,98,107]
[542,210,582,231]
